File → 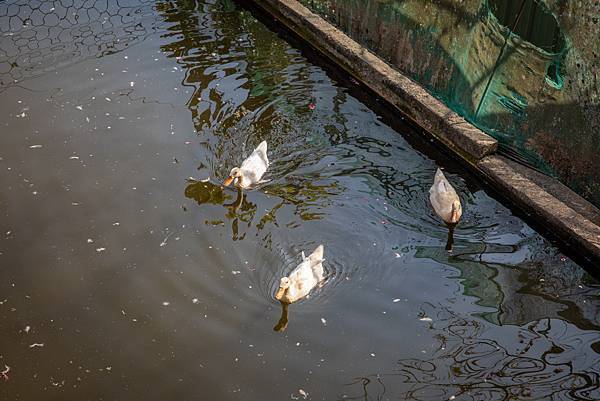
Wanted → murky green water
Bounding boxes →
[0,1,598,400]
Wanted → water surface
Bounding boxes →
[0,1,598,400]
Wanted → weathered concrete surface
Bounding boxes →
[245,0,600,266]
[479,156,600,262]
[253,0,498,161]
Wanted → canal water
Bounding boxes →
[0,1,598,400]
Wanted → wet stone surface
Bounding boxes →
[0,1,598,400]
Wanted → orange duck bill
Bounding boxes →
[223,176,234,187]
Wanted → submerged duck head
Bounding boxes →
[274,277,291,301]
[449,199,462,224]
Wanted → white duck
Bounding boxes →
[429,168,462,225]
[223,140,269,189]
[275,245,325,304]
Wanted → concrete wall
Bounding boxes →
[300,0,599,206]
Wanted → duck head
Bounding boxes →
[223,167,243,188]
[274,277,291,301]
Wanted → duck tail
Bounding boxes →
[256,140,267,154]
[309,244,324,262]
[434,168,445,182]
[256,140,269,165]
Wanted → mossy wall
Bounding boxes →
[300,0,600,206]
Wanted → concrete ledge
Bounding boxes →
[479,156,600,262]
[245,0,600,266]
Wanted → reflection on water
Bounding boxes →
[445,223,456,252]
[0,1,598,400]
[273,301,289,332]
[344,305,600,400]
[185,180,254,239]
[186,179,231,206]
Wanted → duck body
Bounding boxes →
[429,168,462,224]
[275,245,325,304]
[223,141,269,189]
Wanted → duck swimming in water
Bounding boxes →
[223,141,269,189]
[429,168,462,225]
[275,245,325,304]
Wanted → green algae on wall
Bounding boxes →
[300,0,600,207]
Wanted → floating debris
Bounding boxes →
[29,343,44,348]
[321,318,327,326]
[308,103,316,110]
[291,389,309,400]
[419,317,432,322]
[76,105,83,110]
[24,325,30,333]
[393,298,401,303]
[96,247,106,252]
[1,365,9,381]
[29,145,42,149]
[162,301,170,306]
[50,379,65,387]
[159,232,173,247]
[192,298,199,304]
